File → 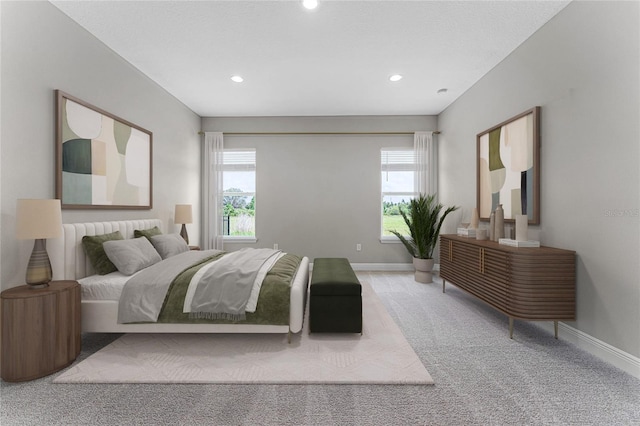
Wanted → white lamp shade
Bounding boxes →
[174,204,193,224]
[16,199,62,240]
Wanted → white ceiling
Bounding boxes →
[50,0,571,117]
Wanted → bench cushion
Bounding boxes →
[311,258,361,296]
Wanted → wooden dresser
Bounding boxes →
[1,280,81,382]
[439,234,575,338]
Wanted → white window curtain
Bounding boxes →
[414,131,437,198]
[203,132,224,250]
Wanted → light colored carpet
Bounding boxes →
[4,273,639,425]
[53,280,433,385]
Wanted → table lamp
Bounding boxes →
[16,199,62,288]
[175,204,193,244]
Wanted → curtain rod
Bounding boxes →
[197,131,440,135]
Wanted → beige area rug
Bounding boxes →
[54,281,433,385]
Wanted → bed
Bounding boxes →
[48,219,310,340]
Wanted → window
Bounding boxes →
[381,148,416,239]
[222,149,256,239]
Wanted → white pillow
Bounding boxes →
[150,233,189,259]
[103,237,162,275]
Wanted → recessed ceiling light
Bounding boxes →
[231,75,244,83]
[303,0,318,10]
[437,88,448,94]
[389,74,403,82]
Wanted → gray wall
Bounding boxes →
[3,0,636,361]
[438,1,639,357]
[1,1,201,290]
[202,116,437,264]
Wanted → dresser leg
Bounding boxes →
[554,321,558,339]
[509,317,514,339]
[442,279,446,293]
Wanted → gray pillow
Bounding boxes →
[103,237,162,275]
[150,233,189,259]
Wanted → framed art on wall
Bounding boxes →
[55,90,152,209]
[477,106,540,224]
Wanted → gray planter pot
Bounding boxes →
[412,257,435,283]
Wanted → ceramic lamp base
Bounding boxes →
[180,224,189,245]
[25,239,52,287]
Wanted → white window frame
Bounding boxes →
[222,149,257,243]
[380,148,417,243]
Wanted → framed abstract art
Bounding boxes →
[477,107,540,224]
[55,90,152,209]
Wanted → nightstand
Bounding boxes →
[189,246,201,251]
[1,280,81,382]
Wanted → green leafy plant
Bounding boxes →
[390,193,459,259]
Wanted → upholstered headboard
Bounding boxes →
[49,219,163,281]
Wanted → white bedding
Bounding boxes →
[78,271,134,301]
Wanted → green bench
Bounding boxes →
[309,258,362,334]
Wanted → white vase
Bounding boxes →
[413,257,435,284]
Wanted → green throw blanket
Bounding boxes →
[157,253,302,325]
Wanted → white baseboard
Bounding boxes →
[309,262,414,272]
[351,263,414,271]
[351,262,440,272]
[538,322,640,379]
[309,262,437,272]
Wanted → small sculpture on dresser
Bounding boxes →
[494,204,505,240]
[470,207,479,229]
[489,211,496,241]
[515,214,528,241]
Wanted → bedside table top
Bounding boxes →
[1,280,79,299]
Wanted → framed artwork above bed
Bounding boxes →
[55,90,153,210]
[477,106,540,224]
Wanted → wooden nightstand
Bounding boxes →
[189,245,201,251]
[1,280,81,382]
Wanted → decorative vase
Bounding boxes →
[495,204,505,240]
[489,212,495,241]
[413,257,435,284]
[470,207,479,229]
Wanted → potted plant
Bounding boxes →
[390,194,459,283]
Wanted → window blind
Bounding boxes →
[381,149,415,172]
[223,150,256,171]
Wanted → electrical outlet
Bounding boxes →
[356,243,362,252]
[273,243,279,250]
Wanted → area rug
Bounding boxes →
[54,281,433,385]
